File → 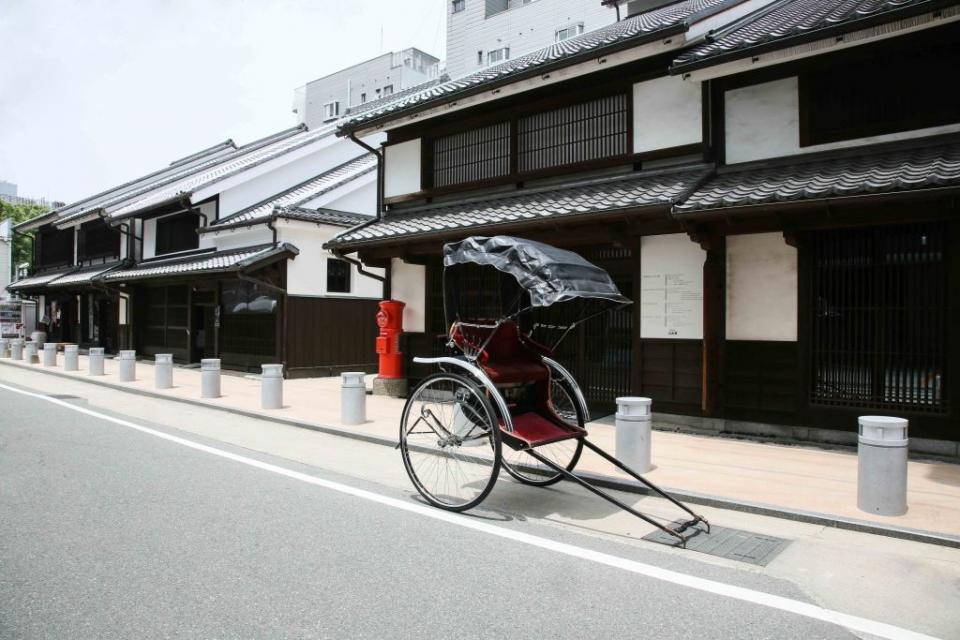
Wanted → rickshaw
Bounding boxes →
[399,236,708,545]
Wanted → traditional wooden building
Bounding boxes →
[327,0,960,449]
[10,124,386,376]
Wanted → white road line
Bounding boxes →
[1,381,940,640]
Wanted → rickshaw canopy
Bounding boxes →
[442,236,632,308]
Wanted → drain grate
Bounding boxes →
[643,523,789,566]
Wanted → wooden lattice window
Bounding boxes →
[432,121,511,188]
[810,223,948,413]
[518,93,629,173]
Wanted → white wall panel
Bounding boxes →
[390,258,426,332]
[726,233,797,341]
[633,76,702,153]
[384,139,421,198]
[640,234,704,340]
[279,222,383,298]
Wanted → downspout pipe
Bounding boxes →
[347,132,384,221]
[330,249,386,283]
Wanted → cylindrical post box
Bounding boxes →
[857,416,909,516]
[375,300,406,379]
[0,338,9,358]
[117,350,136,382]
[11,339,24,361]
[42,343,57,367]
[201,358,221,398]
[25,341,38,364]
[30,331,46,348]
[88,347,105,376]
[261,364,284,410]
[63,344,79,371]
[341,371,367,425]
[155,354,173,389]
[615,396,653,474]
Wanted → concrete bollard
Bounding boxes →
[155,354,173,389]
[117,350,136,381]
[615,397,653,474]
[0,338,9,358]
[63,345,79,371]
[88,347,105,376]
[30,331,46,348]
[11,339,24,361]
[25,341,38,364]
[857,416,909,516]
[261,364,284,410]
[42,343,57,367]
[201,358,221,398]
[341,372,367,425]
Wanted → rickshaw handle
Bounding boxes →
[413,357,514,433]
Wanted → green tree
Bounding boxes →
[0,200,50,270]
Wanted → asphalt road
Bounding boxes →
[0,383,887,639]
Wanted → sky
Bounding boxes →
[0,0,447,203]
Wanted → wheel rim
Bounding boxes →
[502,379,583,486]
[400,375,500,510]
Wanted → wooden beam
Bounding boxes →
[700,228,725,417]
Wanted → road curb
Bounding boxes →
[3,358,959,549]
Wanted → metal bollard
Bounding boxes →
[63,345,79,371]
[857,416,909,516]
[117,350,136,381]
[261,364,283,410]
[155,354,173,389]
[615,397,653,474]
[42,343,57,367]
[0,338,9,358]
[341,372,367,425]
[201,358,221,398]
[88,347,105,376]
[25,341,38,364]
[11,339,24,361]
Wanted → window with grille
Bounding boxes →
[517,93,628,173]
[432,121,511,188]
[155,212,199,256]
[809,223,948,413]
[487,47,509,65]
[452,0,465,12]
[555,23,584,42]
[80,220,120,261]
[327,258,352,293]
[37,227,74,268]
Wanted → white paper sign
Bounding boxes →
[640,234,704,339]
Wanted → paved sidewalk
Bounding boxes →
[3,354,959,541]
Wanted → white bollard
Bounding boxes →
[63,345,79,371]
[42,343,57,367]
[615,397,653,474]
[201,358,221,398]
[88,347,105,376]
[155,354,173,389]
[857,416,909,516]
[30,331,46,348]
[341,371,367,425]
[261,364,284,410]
[11,339,24,361]
[117,350,136,381]
[25,341,38,364]
[0,338,9,358]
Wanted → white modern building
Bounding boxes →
[293,48,441,128]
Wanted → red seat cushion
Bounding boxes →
[506,411,584,447]
[452,320,550,385]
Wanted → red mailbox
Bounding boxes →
[376,300,405,379]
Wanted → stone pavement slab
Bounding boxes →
[2,354,959,540]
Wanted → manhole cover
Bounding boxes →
[643,522,788,566]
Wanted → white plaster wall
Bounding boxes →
[390,258,426,333]
[207,225,271,252]
[278,221,383,298]
[725,233,797,341]
[384,139,421,198]
[317,176,376,214]
[725,76,960,164]
[142,218,157,260]
[633,76,702,153]
[640,233,704,340]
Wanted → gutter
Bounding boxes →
[347,133,384,220]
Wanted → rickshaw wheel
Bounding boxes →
[400,372,501,512]
[502,378,585,487]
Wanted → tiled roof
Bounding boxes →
[52,127,305,228]
[674,135,960,214]
[7,267,77,292]
[326,166,710,249]
[279,207,372,228]
[336,0,744,132]
[342,76,449,120]
[102,244,298,282]
[671,0,949,72]
[109,124,339,220]
[45,263,124,288]
[212,154,376,226]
